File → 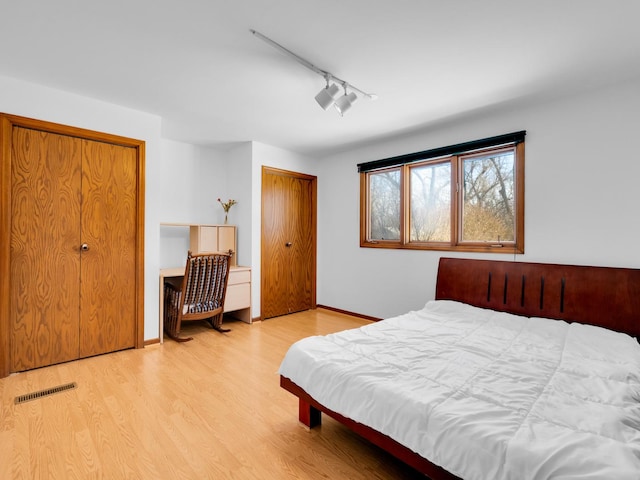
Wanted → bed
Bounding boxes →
[278,258,640,479]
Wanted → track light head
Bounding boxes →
[314,77,341,110]
[334,85,358,116]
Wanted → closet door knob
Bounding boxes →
[285,242,292,247]
[80,243,89,251]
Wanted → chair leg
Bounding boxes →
[165,330,194,343]
[209,313,230,333]
[164,289,194,342]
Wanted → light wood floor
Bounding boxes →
[0,309,425,479]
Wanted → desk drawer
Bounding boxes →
[228,269,251,285]
[224,283,251,312]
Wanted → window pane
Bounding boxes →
[368,169,401,240]
[462,150,515,242]
[410,162,451,242]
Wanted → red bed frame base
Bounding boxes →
[280,258,640,479]
[280,376,461,479]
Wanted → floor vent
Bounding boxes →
[14,382,77,404]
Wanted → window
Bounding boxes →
[410,161,451,243]
[368,168,401,241]
[359,132,525,253]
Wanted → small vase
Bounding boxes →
[224,213,228,224]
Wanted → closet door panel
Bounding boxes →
[262,171,291,318]
[79,140,137,357]
[10,128,81,371]
[288,176,315,314]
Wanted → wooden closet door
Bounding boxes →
[287,176,315,313]
[10,127,82,371]
[79,140,137,357]
[262,171,290,318]
[1,113,144,378]
[261,167,316,319]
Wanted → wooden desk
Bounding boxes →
[159,265,252,342]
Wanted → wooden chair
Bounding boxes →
[164,251,231,342]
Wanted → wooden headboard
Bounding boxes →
[435,258,640,339]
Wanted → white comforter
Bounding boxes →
[278,300,640,480]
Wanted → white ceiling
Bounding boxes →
[1,0,639,156]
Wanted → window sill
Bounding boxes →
[360,241,524,255]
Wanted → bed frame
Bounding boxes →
[280,257,640,479]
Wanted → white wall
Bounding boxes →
[158,139,229,225]
[157,139,229,268]
[0,74,164,341]
[225,143,253,268]
[316,78,640,319]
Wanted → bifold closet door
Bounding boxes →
[10,128,82,371]
[261,167,316,319]
[9,128,137,371]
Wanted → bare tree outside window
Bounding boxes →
[410,162,451,242]
[462,151,515,242]
[369,169,400,240]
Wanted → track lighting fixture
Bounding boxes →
[315,75,341,110]
[334,84,358,116]
[250,29,377,116]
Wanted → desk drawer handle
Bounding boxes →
[80,243,89,251]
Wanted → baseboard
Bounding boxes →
[316,305,382,322]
